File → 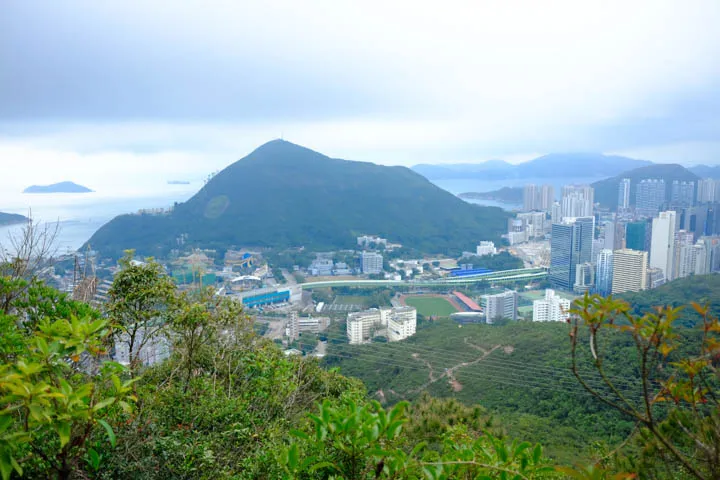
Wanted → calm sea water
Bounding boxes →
[0,185,199,255]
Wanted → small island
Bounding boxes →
[23,181,94,194]
[0,212,29,226]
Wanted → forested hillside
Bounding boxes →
[87,140,510,259]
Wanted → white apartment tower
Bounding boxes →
[387,307,417,342]
[611,249,648,294]
[476,241,497,256]
[483,291,518,324]
[650,211,677,282]
[347,307,416,344]
[617,178,631,211]
[533,289,571,322]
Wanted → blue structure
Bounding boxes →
[450,268,493,277]
[242,289,290,308]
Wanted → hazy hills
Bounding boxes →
[690,165,720,179]
[23,181,93,194]
[0,212,28,226]
[412,153,652,180]
[592,163,699,209]
[87,140,511,258]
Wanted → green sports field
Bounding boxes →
[403,296,459,317]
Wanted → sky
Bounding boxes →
[1,0,720,194]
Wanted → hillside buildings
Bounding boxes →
[483,290,518,324]
[346,306,417,344]
[476,241,497,256]
[561,185,594,218]
[523,184,555,211]
[617,178,631,211]
[361,251,384,274]
[611,249,648,294]
[532,289,571,322]
[549,216,594,290]
[574,262,595,294]
[650,211,677,281]
[671,181,695,208]
[636,179,666,217]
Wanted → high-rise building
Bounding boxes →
[483,291,518,324]
[693,241,709,276]
[697,178,717,204]
[650,211,678,281]
[636,179,666,217]
[617,178,631,211]
[561,185,594,218]
[595,249,614,296]
[523,184,555,211]
[625,220,651,252]
[549,216,595,290]
[286,311,299,342]
[680,205,709,241]
[646,267,666,289]
[675,230,696,279]
[603,220,626,250]
[551,202,562,223]
[699,236,720,273]
[574,262,595,294]
[611,249,648,294]
[516,211,548,239]
[671,180,695,207]
[361,251,383,274]
[532,289,571,322]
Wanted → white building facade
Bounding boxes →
[533,289,571,322]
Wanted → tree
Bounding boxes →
[0,218,59,315]
[0,289,136,480]
[105,252,176,374]
[569,294,720,479]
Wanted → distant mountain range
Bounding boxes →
[689,165,720,179]
[0,212,28,226]
[86,140,511,258]
[23,181,93,194]
[412,153,653,180]
[592,164,699,209]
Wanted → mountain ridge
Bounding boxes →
[87,140,511,258]
[591,163,699,209]
[412,153,652,180]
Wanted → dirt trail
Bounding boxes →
[408,338,503,394]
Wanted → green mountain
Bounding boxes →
[413,153,651,180]
[23,181,93,194]
[591,163,699,209]
[87,140,511,258]
[0,212,28,226]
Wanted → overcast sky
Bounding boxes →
[1,0,720,192]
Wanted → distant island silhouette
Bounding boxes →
[23,181,94,194]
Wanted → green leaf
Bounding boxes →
[87,448,101,471]
[97,419,116,448]
[93,397,116,412]
[57,421,71,447]
[532,444,542,464]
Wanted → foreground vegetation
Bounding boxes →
[2,238,720,477]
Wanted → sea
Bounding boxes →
[0,175,602,255]
[0,184,200,255]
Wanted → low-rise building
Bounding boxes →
[347,306,417,344]
[476,241,497,256]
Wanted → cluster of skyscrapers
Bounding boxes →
[519,175,720,296]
